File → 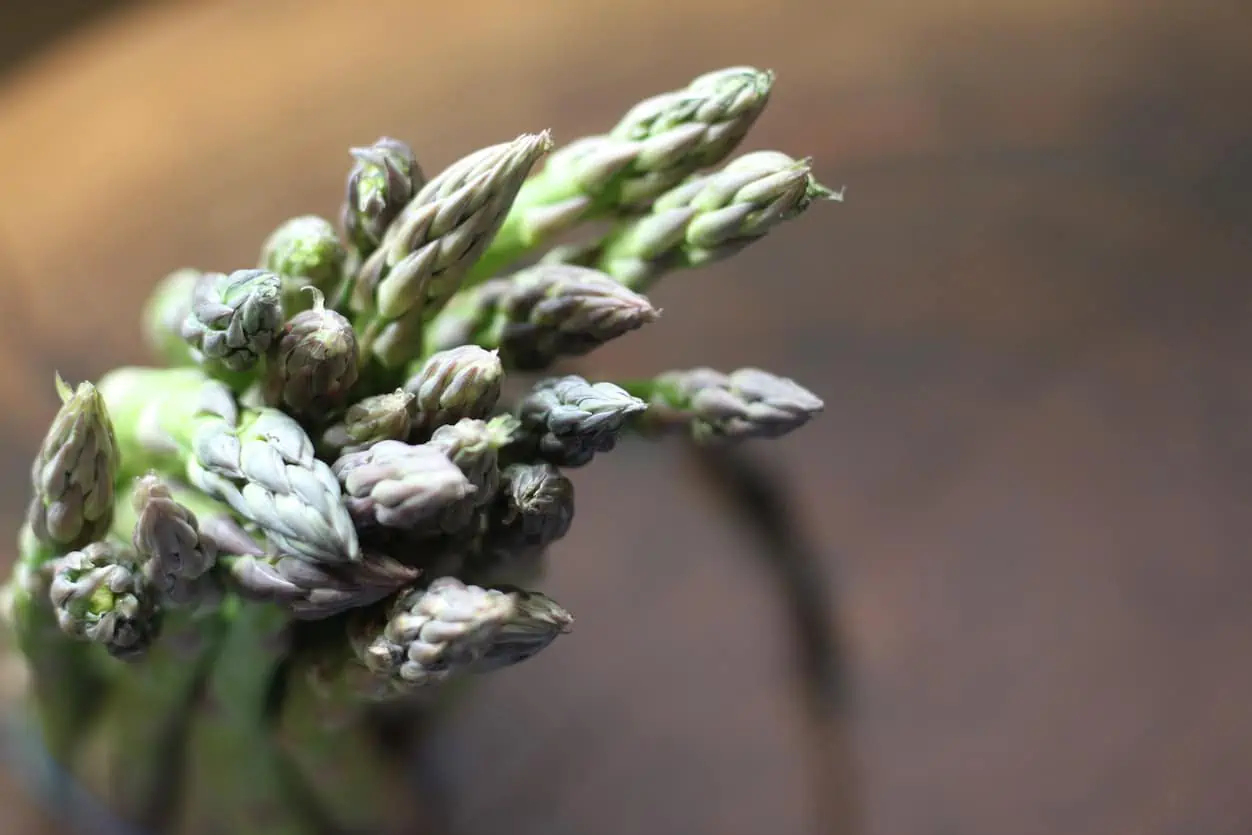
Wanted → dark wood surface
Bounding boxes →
[1,1,1251,833]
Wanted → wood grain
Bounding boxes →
[1,0,1250,833]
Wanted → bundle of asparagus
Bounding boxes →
[1,66,835,834]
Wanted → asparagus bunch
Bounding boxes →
[3,65,833,835]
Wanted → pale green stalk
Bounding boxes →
[99,367,360,564]
[469,66,774,279]
[547,150,840,291]
[175,598,318,835]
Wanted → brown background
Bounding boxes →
[1,0,1251,833]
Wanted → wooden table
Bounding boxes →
[1,1,1250,833]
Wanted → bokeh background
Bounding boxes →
[1,1,1250,833]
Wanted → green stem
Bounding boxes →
[7,528,108,767]
[463,167,589,285]
[78,608,227,831]
[176,599,319,835]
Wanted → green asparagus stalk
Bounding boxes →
[175,598,317,835]
[426,263,660,370]
[515,375,646,467]
[471,67,775,279]
[142,268,202,368]
[274,661,421,835]
[350,133,552,368]
[3,525,106,764]
[98,367,360,563]
[547,150,839,291]
[259,215,348,314]
[622,367,824,443]
[75,603,226,831]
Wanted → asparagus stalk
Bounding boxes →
[426,263,660,370]
[340,137,424,263]
[3,525,106,764]
[547,150,840,291]
[142,268,202,368]
[174,598,318,835]
[351,576,572,693]
[349,133,552,368]
[515,375,646,467]
[622,367,824,443]
[470,67,775,279]
[402,345,504,435]
[99,367,360,564]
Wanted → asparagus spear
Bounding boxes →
[547,150,840,291]
[181,269,285,380]
[352,576,572,692]
[99,367,360,564]
[263,288,360,418]
[426,263,659,370]
[174,598,319,835]
[402,345,504,434]
[340,137,424,262]
[6,374,121,762]
[319,389,416,457]
[350,133,552,368]
[471,67,775,279]
[622,367,824,443]
[515,375,646,467]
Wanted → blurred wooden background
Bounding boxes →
[1,0,1251,833]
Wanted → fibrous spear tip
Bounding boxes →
[268,289,360,414]
[182,269,285,372]
[344,137,423,253]
[333,440,476,532]
[519,377,647,467]
[405,345,504,429]
[30,375,119,550]
[360,576,570,688]
[654,367,824,442]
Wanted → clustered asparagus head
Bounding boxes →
[48,541,161,661]
[27,376,121,553]
[6,67,830,718]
